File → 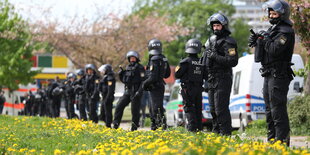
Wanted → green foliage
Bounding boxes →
[133,0,251,65]
[0,0,41,90]
[231,18,251,55]
[288,95,310,135]
[294,59,310,78]
[244,120,267,137]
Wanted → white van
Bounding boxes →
[230,54,304,129]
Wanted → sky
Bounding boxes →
[9,0,135,24]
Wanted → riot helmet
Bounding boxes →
[185,39,202,54]
[75,69,85,76]
[98,64,113,74]
[126,51,140,62]
[207,13,230,35]
[263,0,292,25]
[85,64,97,75]
[85,64,96,71]
[67,72,77,80]
[148,39,162,55]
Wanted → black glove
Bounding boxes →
[257,30,269,39]
[248,33,258,47]
[207,50,217,60]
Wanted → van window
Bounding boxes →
[233,71,241,95]
[170,86,180,101]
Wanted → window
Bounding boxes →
[233,71,241,95]
[170,85,180,101]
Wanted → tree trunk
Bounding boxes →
[303,72,310,95]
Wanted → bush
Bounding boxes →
[288,95,310,135]
[244,120,266,137]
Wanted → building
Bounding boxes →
[232,0,271,31]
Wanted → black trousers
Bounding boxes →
[64,98,70,118]
[113,91,141,130]
[68,96,77,119]
[53,97,61,117]
[149,84,166,130]
[39,101,47,117]
[88,96,99,123]
[78,94,88,121]
[103,96,114,127]
[208,73,232,135]
[263,74,290,145]
[181,83,203,132]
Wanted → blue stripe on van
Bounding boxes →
[203,96,208,100]
[229,103,265,112]
[230,95,264,104]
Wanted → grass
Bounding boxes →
[0,115,309,154]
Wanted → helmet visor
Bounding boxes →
[207,13,227,25]
[263,0,284,14]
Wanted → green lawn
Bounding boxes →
[1,115,309,154]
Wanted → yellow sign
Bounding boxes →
[34,73,66,79]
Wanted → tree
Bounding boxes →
[32,13,187,69]
[289,0,310,94]
[0,0,41,90]
[230,18,251,55]
[132,0,250,65]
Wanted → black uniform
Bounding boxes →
[203,34,238,135]
[85,73,100,123]
[0,93,6,114]
[47,81,62,118]
[74,76,88,121]
[248,0,295,146]
[64,80,78,119]
[113,62,145,130]
[99,72,115,128]
[175,55,205,131]
[143,54,170,130]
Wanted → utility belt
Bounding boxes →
[207,68,232,82]
[180,81,202,89]
[261,61,295,79]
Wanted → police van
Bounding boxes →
[230,54,304,129]
[165,80,212,127]
[2,84,38,116]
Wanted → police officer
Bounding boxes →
[143,39,171,130]
[175,39,205,132]
[202,13,238,135]
[84,64,100,123]
[113,51,145,131]
[46,79,61,118]
[74,68,88,121]
[98,64,116,128]
[248,0,294,146]
[64,73,78,119]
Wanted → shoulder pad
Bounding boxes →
[277,24,294,33]
[107,74,115,80]
[225,37,237,45]
[180,57,190,64]
[204,39,210,49]
[210,35,217,42]
[151,55,162,61]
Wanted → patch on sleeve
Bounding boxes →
[108,81,112,86]
[228,48,236,56]
[150,65,153,71]
[96,80,99,84]
[279,35,287,45]
[140,72,145,77]
[175,66,180,72]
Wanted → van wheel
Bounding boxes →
[239,114,245,132]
